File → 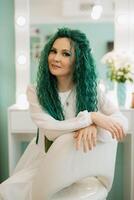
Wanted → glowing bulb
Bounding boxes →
[16,16,26,26]
[117,14,128,25]
[91,5,103,20]
[17,55,27,65]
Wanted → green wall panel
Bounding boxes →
[0,0,15,181]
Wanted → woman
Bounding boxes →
[0,27,128,200]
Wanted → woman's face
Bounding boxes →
[48,37,75,79]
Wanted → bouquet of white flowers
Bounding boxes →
[101,50,134,83]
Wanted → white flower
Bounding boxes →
[118,71,124,76]
[101,50,134,83]
[101,50,134,69]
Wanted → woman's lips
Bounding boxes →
[51,64,61,68]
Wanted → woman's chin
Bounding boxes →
[50,71,63,77]
[49,68,64,76]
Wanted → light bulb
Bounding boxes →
[91,5,103,20]
[17,55,27,65]
[117,14,128,25]
[16,16,26,26]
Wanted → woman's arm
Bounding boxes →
[91,89,128,141]
[98,88,128,130]
[26,85,92,141]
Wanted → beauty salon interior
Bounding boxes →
[0,0,134,200]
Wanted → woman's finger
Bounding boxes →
[76,132,83,150]
[109,127,116,139]
[92,129,97,147]
[114,123,125,141]
[83,131,89,153]
[73,132,79,138]
[87,131,92,150]
[111,123,124,141]
[111,125,120,140]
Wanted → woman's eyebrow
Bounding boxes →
[51,47,72,53]
[62,49,71,52]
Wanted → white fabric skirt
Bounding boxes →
[0,138,45,200]
[0,133,117,200]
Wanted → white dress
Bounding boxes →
[0,85,128,200]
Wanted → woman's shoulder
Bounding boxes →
[97,84,119,112]
[26,84,37,101]
[97,85,108,108]
[27,84,36,93]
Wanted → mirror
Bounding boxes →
[29,0,115,86]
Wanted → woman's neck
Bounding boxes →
[57,77,74,92]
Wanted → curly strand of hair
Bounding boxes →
[36,45,64,120]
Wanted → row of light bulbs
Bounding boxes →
[16,13,133,27]
[16,16,27,65]
[16,15,28,107]
[16,14,134,27]
[92,4,134,24]
[16,12,133,66]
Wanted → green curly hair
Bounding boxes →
[36,27,98,121]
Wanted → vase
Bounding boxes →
[117,83,126,107]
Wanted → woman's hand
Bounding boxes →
[73,124,97,153]
[91,112,126,141]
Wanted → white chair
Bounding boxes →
[52,176,108,200]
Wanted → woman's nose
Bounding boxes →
[54,53,61,62]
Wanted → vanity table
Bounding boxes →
[8,105,134,199]
[8,105,36,174]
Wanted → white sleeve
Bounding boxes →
[97,88,128,142]
[26,85,92,141]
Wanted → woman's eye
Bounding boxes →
[63,52,71,57]
[50,49,56,54]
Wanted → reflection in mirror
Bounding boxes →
[30,0,115,91]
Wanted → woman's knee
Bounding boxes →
[49,133,75,153]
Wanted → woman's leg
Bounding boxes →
[32,132,117,200]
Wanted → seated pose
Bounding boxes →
[0,28,128,200]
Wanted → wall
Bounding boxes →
[0,0,15,181]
